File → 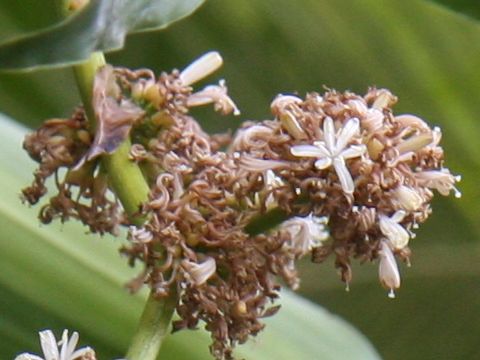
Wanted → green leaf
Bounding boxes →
[429,0,480,21]
[0,113,380,359]
[0,0,205,71]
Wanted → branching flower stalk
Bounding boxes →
[20,7,460,357]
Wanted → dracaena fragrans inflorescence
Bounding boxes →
[21,52,460,359]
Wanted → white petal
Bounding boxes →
[71,347,96,360]
[281,214,329,255]
[182,257,216,286]
[187,81,240,115]
[340,144,366,159]
[179,51,223,86]
[291,144,329,158]
[395,114,430,132]
[347,99,368,115]
[239,156,288,171]
[333,157,355,194]
[378,242,401,297]
[14,354,45,360]
[322,117,336,151]
[265,169,284,188]
[271,94,303,113]
[280,112,307,139]
[314,157,332,170]
[312,141,332,156]
[379,214,409,249]
[393,186,423,211]
[335,117,360,152]
[39,330,59,360]
[364,109,384,131]
[391,210,406,223]
[62,331,79,359]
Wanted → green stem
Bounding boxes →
[245,207,289,236]
[72,52,176,360]
[58,2,177,358]
[126,289,178,360]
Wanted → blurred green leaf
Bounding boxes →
[429,0,480,21]
[0,0,479,359]
[0,0,205,71]
[0,114,379,359]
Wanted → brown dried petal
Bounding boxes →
[78,65,144,166]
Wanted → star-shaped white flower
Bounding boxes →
[291,117,366,194]
[15,329,95,360]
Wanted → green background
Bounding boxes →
[0,0,479,359]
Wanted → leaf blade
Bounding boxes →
[0,0,205,71]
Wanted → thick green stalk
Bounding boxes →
[73,53,149,223]
[126,289,178,360]
[73,53,176,360]
[245,207,289,236]
[58,1,177,359]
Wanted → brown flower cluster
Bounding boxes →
[22,108,124,235]
[22,52,460,359]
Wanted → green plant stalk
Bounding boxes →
[72,52,176,360]
[57,2,176,359]
[126,288,178,360]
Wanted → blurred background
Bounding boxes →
[0,0,479,359]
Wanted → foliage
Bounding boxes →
[0,0,205,71]
[0,0,479,359]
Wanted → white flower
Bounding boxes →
[15,330,95,360]
[291,117,366,194]
[415,169,461,198]
[392,185,424,211]
[379,210,410,249]
[378,241,401,299]
[181,257,216,286]
[187,79,240,116]
[281,213,329,255]
[179,51,223,86]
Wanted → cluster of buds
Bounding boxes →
[22,52,460,359]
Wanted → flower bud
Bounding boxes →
[379,211,410,249]
[392,185,423,211]
[180,51,223,86]
[378,241,401,298]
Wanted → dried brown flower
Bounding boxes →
[22,52,460,360]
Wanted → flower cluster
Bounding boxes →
[23,53,459,359]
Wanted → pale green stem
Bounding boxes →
[73,52,176,360]
[58,1,177,359]
[126,289,178,360]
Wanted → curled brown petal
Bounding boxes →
[76,65,145,168]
